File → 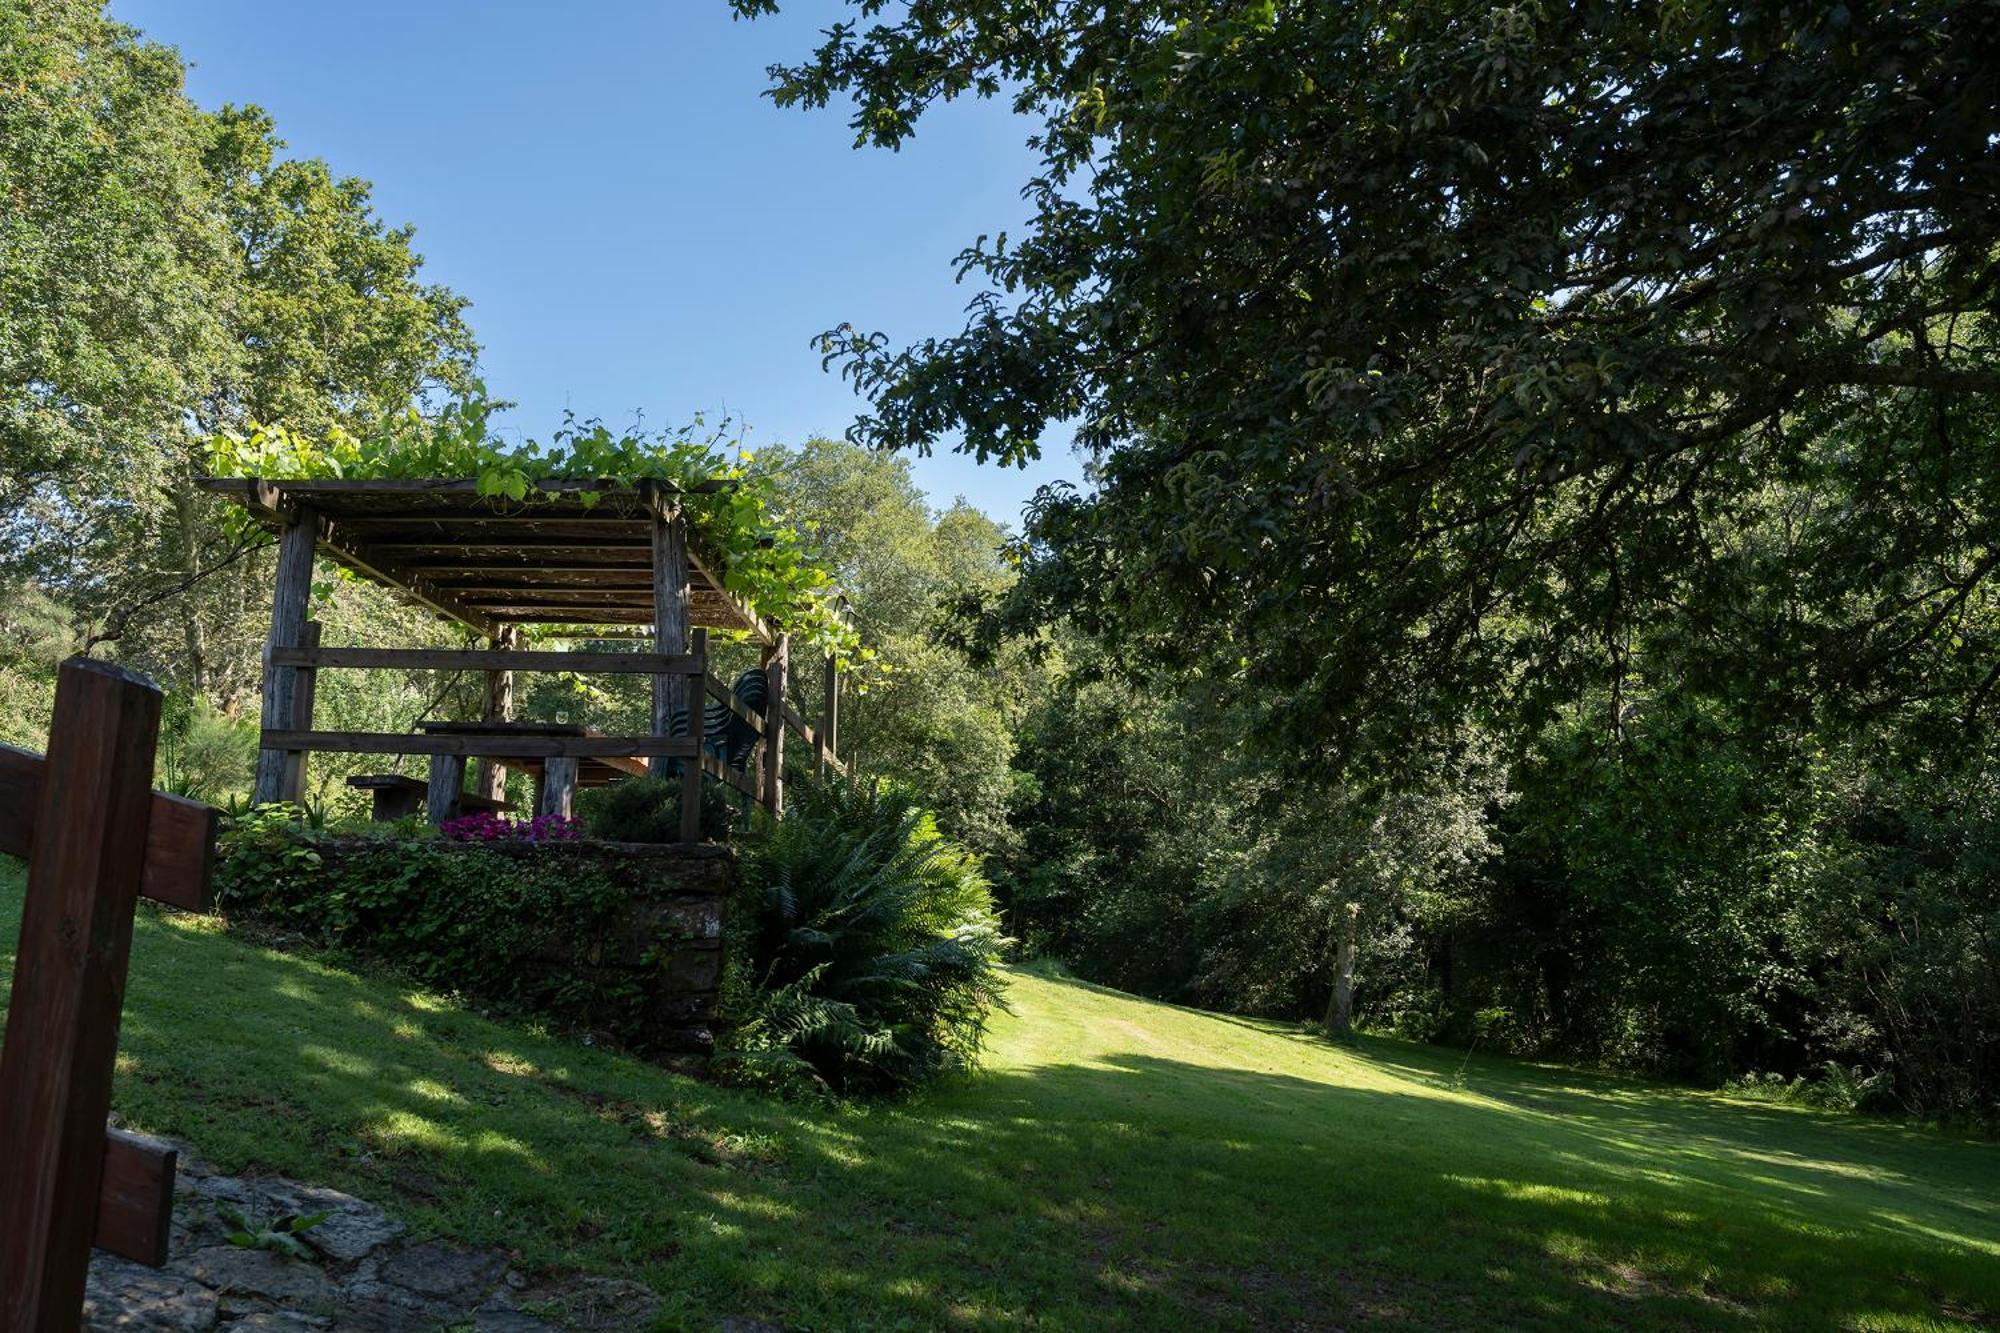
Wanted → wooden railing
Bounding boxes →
[259,624,843,839]
[0,658,219,1331]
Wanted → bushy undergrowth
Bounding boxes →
[578,775,738,844]
[719,776,1010,1097]
[213,806,652,1038]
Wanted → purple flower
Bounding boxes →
[440,812,584,844]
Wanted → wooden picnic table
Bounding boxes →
[407,720,646,822]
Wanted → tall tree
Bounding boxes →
[737,0,2000,765]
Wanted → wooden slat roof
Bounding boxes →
[197,477,773,642]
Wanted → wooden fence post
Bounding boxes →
[818,653,839,778]
[680,629,708,842]
[537,758,578,818]
[254,505,317,805]
[0,660,163,1330]
[762,635,788,817]
[425,755,467,825]
[651,496,690,778]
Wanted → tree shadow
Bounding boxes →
[4,884,1996,1332]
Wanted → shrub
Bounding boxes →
[213,807,674,1041]
[440,811,584,843]
[580,775,737,843]
[719,775,1010,1097]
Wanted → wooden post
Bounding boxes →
[650,499,690,778]
[254,506,317,805]
[762,634,788,817]
[818,653,839,777]
[475,626,516,802]
[425,755,467,825]
[679,629,707,842]
[538,758,578,818]
[0,659,163,1330]
[278,620,321,804]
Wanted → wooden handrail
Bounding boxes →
[270,646,703,675]
[702,672,766,735]
[260,730,699,759]
[779,702,847,776]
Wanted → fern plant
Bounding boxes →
[722,775,1009,1096]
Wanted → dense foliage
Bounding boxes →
[721,777,1009,1096]
[213,808,671,1043]
[733,0,2000,1122]
[207,398,866,663]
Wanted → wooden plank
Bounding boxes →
[697,753,760,800]
[0,659,164,1326]
[270,647,703,676]
[0,746,215,913]
[680,629,708,841]
[93,1130,177,1268]
[253,506,317,805]
[262,730,699,759]
[781,701,848,777]
[703,674,766,735]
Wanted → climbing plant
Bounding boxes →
[207,388,872,664]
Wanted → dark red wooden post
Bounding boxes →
[0,659,165,1331]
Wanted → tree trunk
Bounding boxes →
[1324,901,1361,1037]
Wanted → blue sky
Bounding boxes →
[110,0,1081,527]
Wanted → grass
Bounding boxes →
[2,861,1996,1331]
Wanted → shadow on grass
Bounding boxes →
[3,880,1996,1331]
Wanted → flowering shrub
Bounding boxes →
[439,811,584,844]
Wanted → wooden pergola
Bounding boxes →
[200,477,845,839]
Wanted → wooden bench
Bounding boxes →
[348,773,513,822]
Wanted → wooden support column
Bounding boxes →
[278,620,321,804]
[818,653,839,777]
[475,626,517,802]
[425,755,467,825]
[762,634,788,817]
[254,505,318,805]
[538,758,578,818]
[650,500,690,778]
[0,659,163,1329]
[679,629,707,842]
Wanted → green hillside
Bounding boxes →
[3,863,1995,1331]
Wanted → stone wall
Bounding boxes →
[308,838,734,1056]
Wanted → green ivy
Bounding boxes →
[213,808,664,1043]
[206,387,873,667]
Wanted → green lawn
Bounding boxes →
[2,862,1996,1331]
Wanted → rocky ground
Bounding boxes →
[84,1136,664,1332]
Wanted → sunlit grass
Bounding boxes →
[2,860,1996,1329]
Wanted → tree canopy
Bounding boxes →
[737,0,2000,764]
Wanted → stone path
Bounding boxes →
[83,1137,659,1332]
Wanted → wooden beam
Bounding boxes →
[270,646,702,675]
[0,745,215,913]
[0,659,164,1327]
[261,730,699,759]
[697,752,761,800]
[93,1130,177,1268]
[820,653,840,778]
[253,505,317,805]
[197,476,737,498]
